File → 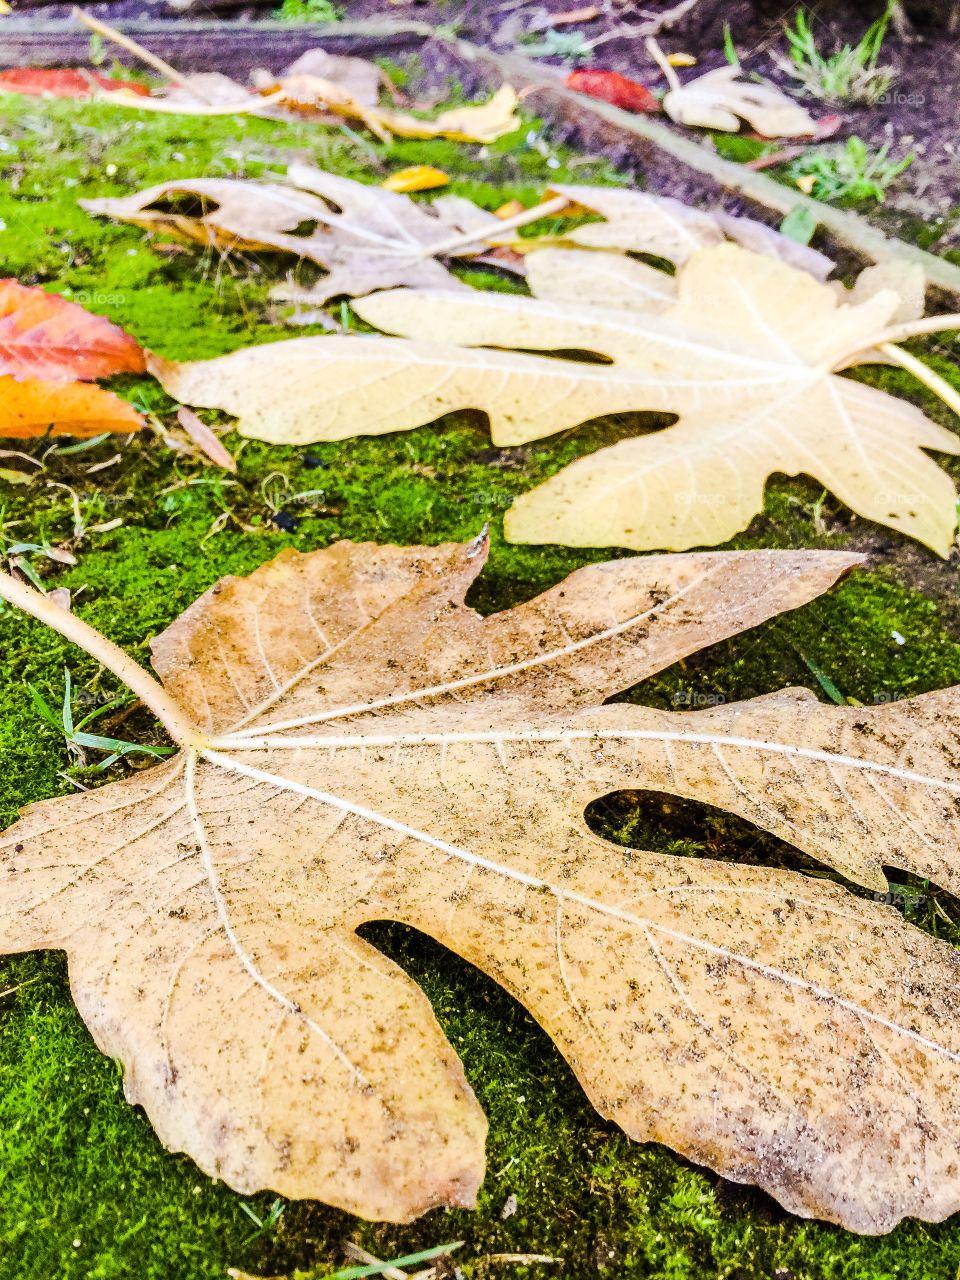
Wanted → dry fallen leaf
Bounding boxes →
[525,246,678,311]
[176,407,237,472]
[82,166,516,304]
[0,278,145,380]
[658,62,818,137]
[848,260,927,324]
[564,69,660,113]
[9,535,960,1231]
[363,84,522,144]
[490,184,833,280]
[149,243,960,554]
[540,182,725,263]
[250,77,520,144]
[93,50,384,120]
[260,48,383,107]
[158,72,259,112]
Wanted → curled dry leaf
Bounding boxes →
[661,64,819,137]
[256,48,383,107]
[82,166,498,305]
[94,52,382,120]
[149,244,960,554]
[159,72,259,112]
[7,537,960,1232]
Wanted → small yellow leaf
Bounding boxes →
[667,52,697,67]
[377,85,522,143]
[795,173,817,194]
[494,199,525,219]
[382,165,450,193]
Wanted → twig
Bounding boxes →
[96,88,285,116]
[640,0,703,36]
[72,7,215,102]
[587,0,704,48]
[0,976,41,999]
[479,1254,561,1266]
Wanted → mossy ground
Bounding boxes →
[1,84,960,1280]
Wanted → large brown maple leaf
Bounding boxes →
[3,538,960,1233]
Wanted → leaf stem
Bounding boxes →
[0,569,202,750]
[424,193,570,258]
[878,342,960,419]
[856,314,960,351]
[645,36,683,94]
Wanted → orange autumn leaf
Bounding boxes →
[0,279,146,381]
[0,376,143,437]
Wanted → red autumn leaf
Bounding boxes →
[565,69,659,114]
[0,280,145,382]
[0,68,150,100]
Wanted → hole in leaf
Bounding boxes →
[309,194,343,216]
[285,219,321,238]
[485,345,614,366]
[585,788,818,874]
[144,192,218,219]
[585,791,960,949]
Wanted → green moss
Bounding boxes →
[1,96,960,1280]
